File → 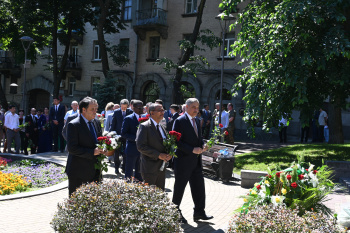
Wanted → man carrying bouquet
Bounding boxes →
[136,103,171,190]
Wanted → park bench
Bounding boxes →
[202,141,238,181]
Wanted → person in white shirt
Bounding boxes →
[4,105,21,153]
[215,105,229,129]
[64,101,79,123]
[318,108,328,142]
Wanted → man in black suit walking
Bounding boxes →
[110,99,133,174]
[65,97,104,196]
[172,98,213,224]
[49,97,66,152]
[201,104,212,139]
[166,104,180,132]
[24,108,39,155]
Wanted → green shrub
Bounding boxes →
[227,204,344,233]
[51,180,183,232]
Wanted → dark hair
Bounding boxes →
[37,109,43,112]
[170,104,179,111]
[203,104,209,108]
[228,103,233,108]
[155,99,163,105]
[133,100,143,107]
[9,105,16,109]
[19,109,24,113]
[79,97,97,112]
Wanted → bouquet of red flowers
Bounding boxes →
[138,115,149,124]
[206,123,228,149]
[160,131,181,171]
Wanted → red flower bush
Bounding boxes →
[298,174,304,180]
[256,184,261,190]
[286,174,292,180]
[276,172,281,178]
[291,182,298,188]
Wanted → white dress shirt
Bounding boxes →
[150,117,166,139]
[64,109,79,121]
[216,110,229,128]
[4,113,19,130]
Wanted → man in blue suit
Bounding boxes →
[201,104,212,139]
[49,97,66,152]
[172,98,213,224]
[121,100,143,181]
[110,99,133,173]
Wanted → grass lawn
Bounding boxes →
[233,143,350,175]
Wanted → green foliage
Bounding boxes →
[107,43,130,67]
[51,180,183,232]
[95,72,121,112]
[220,0,350,128]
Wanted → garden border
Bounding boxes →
[0,153,68,201]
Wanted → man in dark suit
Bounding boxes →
[172,98,213,224]
[49,97,66,152]
[202,104,212,139]
[166,104,180,132]
[110,99,133,174]
[121,100,143,181]
[65,97,104,196]
[24,108,39,155]
[62,113,79,141]
[136,103,171,190]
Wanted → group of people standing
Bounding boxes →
[0,97,68,154]
[65,97,221,224]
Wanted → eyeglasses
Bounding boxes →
[155,109,165,112]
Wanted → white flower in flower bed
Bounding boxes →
[51,180,183,232]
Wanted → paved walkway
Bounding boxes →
[0,141,349,232]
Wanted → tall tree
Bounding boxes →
[221,0,350,143]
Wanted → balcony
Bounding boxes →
[64,55,82,80]
[0,56,21,78]
[133,8,168,40]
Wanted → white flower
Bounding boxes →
[271,195,285,207]
[310,176,318,188]
[308,164,315,172]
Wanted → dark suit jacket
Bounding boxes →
[173,114,204,169]
[49,104,66,124]
[62,113,78,141]
[166,112,180,132]
[202,109,212,125]
[65,115,102,181]
[136,119,167,174]
[25,114,38,135]
[121,113,139,156]
[110,108,133,134]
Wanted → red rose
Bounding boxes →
[298,174,304,180]
[266,174,272,178]
[219,124,224,128]
[306,169,308,172]
[97,114,101,117]
[291,182,298,188]
[287,174,292,180]
[313,170,318,174]
[276,172,281,178]
[224,131,229,136]
[102,114,105,117]
[97,137,104,141]
[146,114,150,117]
[106,140,111,145]
[256,184,261,190]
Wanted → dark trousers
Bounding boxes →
[24,133,38,155]
[52,123,64,151]
[19,131,26,152]
[202,124,210,139]
[68,170,100,196]
[142,170,166,190]
[319,125,325,142]
[279,126,287,143]
[125,153,142,181]
[114,139,126,171]
[301,126,310,142]
[172,159,206,214]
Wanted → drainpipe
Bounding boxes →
[131,35,139,99]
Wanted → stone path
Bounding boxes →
[0,141,349,232]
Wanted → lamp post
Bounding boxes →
[20,36,34,113]
[10,83,18,103]
[215,13,234,125]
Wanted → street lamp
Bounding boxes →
[20,36,34,113]
[215,13,234,125]
[10,83,18,103]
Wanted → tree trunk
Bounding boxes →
[172,0,206,103]
[328,97,344,144]
[58,13,73,87]
[97,0,111,78]
[52,0,59,98]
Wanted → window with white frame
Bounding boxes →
[93,41,101,60]
[123,0,132,21]
[149,36,160,59]
[91,77,101,96]
[69,78,76,96]
[120,38,130,58]
[223,33,235,58]
[185,0,197,14]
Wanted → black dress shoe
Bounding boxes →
[115,169,120,174]
[193,214,214,221]
[180,216,188,224]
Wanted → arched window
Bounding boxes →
[215,88,231,100]
[143,81,160,103]
[180,81,196,103]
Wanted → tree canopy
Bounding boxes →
[221,0,350,143]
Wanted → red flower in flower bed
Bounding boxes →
[287,174,292,180]
[256,184,261,190]
[266,174,272,178]
[298,174,304,180]
[291,182,298,188]
[169,131,182,141]
[219,124,224,128]
[224,131,229,136]
[276,172,281,178]
[313,170,318,174]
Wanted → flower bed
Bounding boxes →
[0,158,67,195]
[51,180,183,232]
